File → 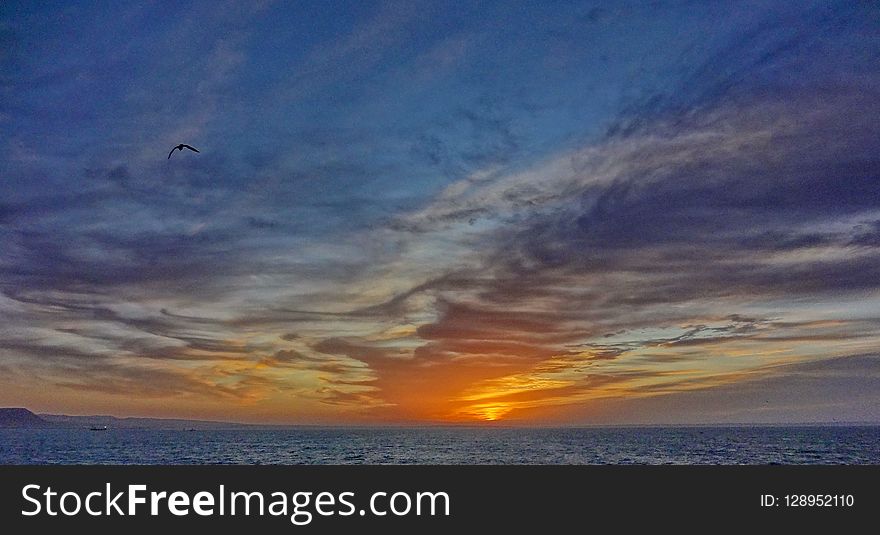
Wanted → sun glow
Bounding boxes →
[469,403,515,422]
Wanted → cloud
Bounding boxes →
[344,72,880,419]
[1,1,878,423]
[547,354,880,424]
[52,362,253,400]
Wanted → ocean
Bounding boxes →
[2,426,878,464]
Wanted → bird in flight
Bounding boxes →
[168,144,200,159]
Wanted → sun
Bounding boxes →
[472,404,513,422]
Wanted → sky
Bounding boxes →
[1,0,879,424]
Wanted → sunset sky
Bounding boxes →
[1,0,879,424]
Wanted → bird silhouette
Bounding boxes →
[168,144,200,159]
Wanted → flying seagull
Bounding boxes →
[168,144,200,159]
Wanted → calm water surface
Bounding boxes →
[1,426,878,464]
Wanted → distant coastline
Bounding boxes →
[0,408,258,431]
[2,407,879,431]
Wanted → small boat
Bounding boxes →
[89,425,108,431]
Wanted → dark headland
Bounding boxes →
[0,407,279,430]
[0,408,51,428]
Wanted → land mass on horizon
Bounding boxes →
[2,408,877,430]
[0,408,260,430]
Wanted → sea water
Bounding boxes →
[2,426,878,464]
